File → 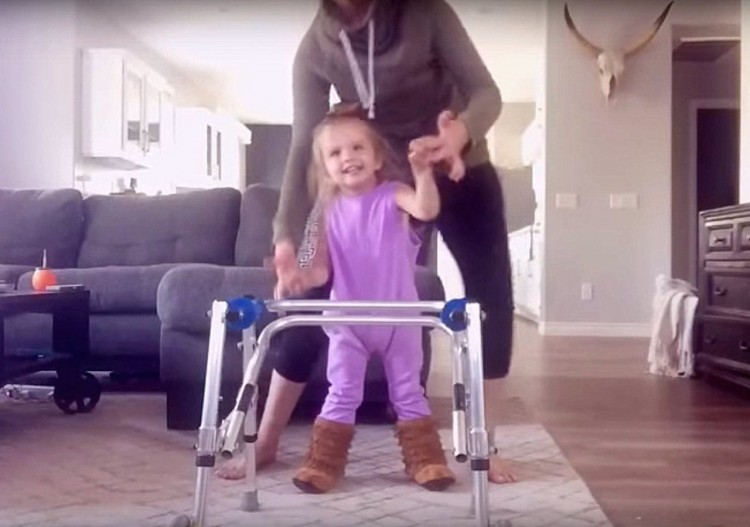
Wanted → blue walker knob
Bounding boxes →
[441,298,468,331]
[226,296,266,331]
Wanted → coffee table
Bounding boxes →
[0,289,101,414]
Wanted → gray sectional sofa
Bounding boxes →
[0,186,445,430]
[1,187,243,378]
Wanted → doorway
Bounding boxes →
[243,124,292,189]
[688,100,740,283]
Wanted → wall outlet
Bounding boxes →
[555,193,578,209]
[609,193,639,209]
[581,282,593,301]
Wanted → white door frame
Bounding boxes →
[687,98,740,285]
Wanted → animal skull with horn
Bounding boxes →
[564,2,674,102]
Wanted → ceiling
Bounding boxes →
[88,0,545,123]
[671,23,740,62]
[672,38,740,62]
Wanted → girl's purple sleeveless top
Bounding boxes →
[326,181,420,302]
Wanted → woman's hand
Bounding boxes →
[408,110,470,182]
[273,241,304,299]
[272,241,329,298]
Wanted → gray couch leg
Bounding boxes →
[166,384,203,430]
[166,383,241,430]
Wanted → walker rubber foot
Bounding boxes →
[167,514,193,527]
[241,490,260,512]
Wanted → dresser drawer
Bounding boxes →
[697,205,750,396]
[705,223,734,255]
[739,222,750,251]
[699,321,750,363]
[706,273,750,312]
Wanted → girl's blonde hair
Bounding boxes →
[307,103,400,204]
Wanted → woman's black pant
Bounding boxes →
[274,162,514,383]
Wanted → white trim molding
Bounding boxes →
[538,322,650,337]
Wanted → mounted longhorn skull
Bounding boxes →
[564,2,674,102]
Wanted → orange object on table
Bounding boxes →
[31,249,57,291]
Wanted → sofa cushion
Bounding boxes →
[77,188,241,268]
[234,184,279,267]
[0,188,83,268]
[17,264,180,313]
[158,264,443,335]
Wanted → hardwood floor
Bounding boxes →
[431,318,750,527]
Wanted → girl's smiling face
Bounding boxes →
[318,119,382,196]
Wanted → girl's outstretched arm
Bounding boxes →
[395,146,440,221]
[273,216,330,298]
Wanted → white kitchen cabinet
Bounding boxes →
[81,48,174,170]
[173,107,252,190]
[508,224,541,320]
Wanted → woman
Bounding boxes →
[217,0,516,484]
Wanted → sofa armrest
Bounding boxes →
[0,264,34,288]
[157,263,276,334]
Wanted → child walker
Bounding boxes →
[169,296,499,527]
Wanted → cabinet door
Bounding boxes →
[215,128,222,180]
[143,79,161,156]
[205,124,222,180]
[143,78,175,159]
[82,48,174,170]
[160,90,175,155]
[122,63,145,155]
[206,124,213,179]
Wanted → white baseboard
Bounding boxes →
[538,321,650,337]
[514,306,539,323]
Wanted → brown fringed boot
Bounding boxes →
[292,417,355,494]
[395,416,456,491]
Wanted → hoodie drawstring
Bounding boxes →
[339,19,375,119]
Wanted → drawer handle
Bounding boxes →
[705,335,716,345]
[740,341,750,353]
[713,286,728,296]
[713,235,728,245]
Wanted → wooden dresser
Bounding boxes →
[696,203,750,395]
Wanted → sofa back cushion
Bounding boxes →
[234,184,280,267]
[0,188,84,268]
[77,188,241,267]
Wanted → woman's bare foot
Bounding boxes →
[215,441,277,480]
[488,455,517,484]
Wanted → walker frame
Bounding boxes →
[169,296,498,527]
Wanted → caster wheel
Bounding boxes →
[167,514,193,527]
[54,372,102,414]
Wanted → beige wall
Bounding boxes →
[540,0,739,335]
[0,0,77,189]
[493,103,536,233]
[493,102,535,170]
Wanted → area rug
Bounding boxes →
[0,393,610,527]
